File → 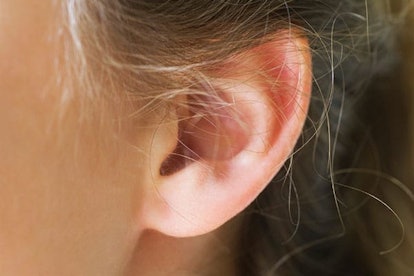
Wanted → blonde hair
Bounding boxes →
[62,0,414,274]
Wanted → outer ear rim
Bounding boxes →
[141,32,312,238]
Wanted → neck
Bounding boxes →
[125,220,240,275]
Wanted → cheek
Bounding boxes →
[0,2,161,274]
[0,51,148,272]
[0,0,62,180]
[0,0,65,230]
[0,80,147,273]
[0,2,150,273]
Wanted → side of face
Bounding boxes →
[0,1,155,275]
[0,1,312,275]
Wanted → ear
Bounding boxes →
[142,32,312,237]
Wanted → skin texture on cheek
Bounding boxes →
[0,1,151,275]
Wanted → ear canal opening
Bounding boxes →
[159,113,249,176]
[159,92,251,176]
[159,141,184,176]
[159,124,199,176]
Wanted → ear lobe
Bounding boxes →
[142,33,312,237]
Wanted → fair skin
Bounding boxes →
[0,1,311,275]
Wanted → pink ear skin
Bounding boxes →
[182,103,249,161]
[141,32,312,238]
[160,93,250,174]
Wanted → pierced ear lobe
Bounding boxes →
[142,32,312,237]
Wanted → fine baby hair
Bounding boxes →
[1,0,413,275]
